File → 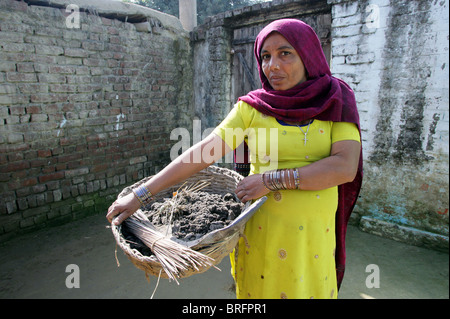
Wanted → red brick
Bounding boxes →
[0,154,7,165]
[67,161,82,169]
[59,138,71,146]
[57,153,81,163]
[0,161,30,173]
[30,159,47,168]
[21,178,37,187]
[6,72,37,82]
[0,173,10,182]
[7,180,20,190]
[55,163,67,171]
[26,105,41,114]
[38,171,64,183]
[101,17,112,25]
[86,133,107,142]
[41,165,56,174]
[9,106,26,115]
[91,163,108,173]
[11,0,28,11]
[7,153,23,162]
[37,149,52,158]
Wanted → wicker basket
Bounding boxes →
[111,165,266,280]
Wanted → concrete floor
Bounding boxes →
[0,213,448,299]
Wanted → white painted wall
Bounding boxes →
[330,0,449,237]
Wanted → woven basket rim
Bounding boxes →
[111,165,247,280]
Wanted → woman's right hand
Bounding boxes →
[106,192,141,225]
[235,174,270,203]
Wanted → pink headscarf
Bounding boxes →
[237,19,363,289]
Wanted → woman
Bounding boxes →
[107,19,362,299]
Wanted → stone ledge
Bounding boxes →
[22,0,185,34]
[359,216,449,252]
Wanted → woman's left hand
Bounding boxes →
[235,174,270,203]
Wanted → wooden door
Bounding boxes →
[231,25,263,102]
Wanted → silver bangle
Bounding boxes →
[271,170,280,190]
[269,171,278,191]
[271,170,278,190]
[293,169,301,189]
[132,184,154,207]
[280,169,287,190]
[286,169,292,189]
[276,170,283,190]
[273,170,280,190]
[261,173,271,191]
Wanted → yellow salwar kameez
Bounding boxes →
[213,101,360,299]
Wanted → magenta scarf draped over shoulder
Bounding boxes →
[235,19,363,289]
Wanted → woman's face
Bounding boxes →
[260,32,307,91]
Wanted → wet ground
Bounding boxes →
[0,213,448,299]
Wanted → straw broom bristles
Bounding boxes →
[124,217,218,284]
[122,180,219,284]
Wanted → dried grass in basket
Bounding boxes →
[111,165,266,283]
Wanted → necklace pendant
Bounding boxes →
[298,120,312,146]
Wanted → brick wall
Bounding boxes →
[329,0,449,243]
[0,0,193,241]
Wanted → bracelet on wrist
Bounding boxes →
[132,184,154,207]
[263,168,300,191]
[261,173,271,191]
[293,168,301,189]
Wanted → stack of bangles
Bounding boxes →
[132,184,154,207]
[261,168,301,191]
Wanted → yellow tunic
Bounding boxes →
[213,101,360,299]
